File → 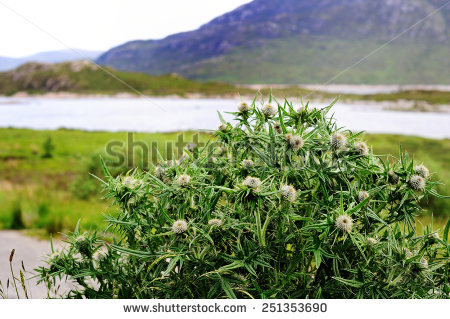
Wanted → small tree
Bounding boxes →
[37,96,449,298]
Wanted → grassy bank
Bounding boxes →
[0,128,448,235]
[1,61,449,106]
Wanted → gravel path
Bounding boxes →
[0,230,74,298]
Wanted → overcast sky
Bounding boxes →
[0,0,252,57]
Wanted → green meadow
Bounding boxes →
[0,128,448,236]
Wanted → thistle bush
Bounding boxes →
[37,96,449,299]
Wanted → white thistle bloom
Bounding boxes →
[410,175,425,191]
[284,133,293,142]
[155,166,165,179]
[273,122,282,133]
[358,191,369,202]
[242,176,262,189]
[367,237,377,245]
[335,215,353,232]
[93,251,106,268]
[280,184,296,202]
[208,219,223,227]
[419,257,428,269]
[118,252,130,265]
[241,159,254,169]
[122,176,142,189]
[49,251,63,264]
[185,143,197,152]
[218,123,229,132]
[414,164,429,178]
[172,220,188,234]
[297,106,306,114]
[261,104,277,117]
[238,102,251,113]
[430,232,439,240]
[354,141,369,156]
[289,135,304,151]
[404,248,413,259]
[176,174,191,186]
[165,160,175,167]
[330,133,347,151]
[76,235,87,245]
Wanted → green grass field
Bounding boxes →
[0,128,448,236]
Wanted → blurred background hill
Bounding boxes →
[97,0,450,84]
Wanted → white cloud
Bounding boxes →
[0,0,252,57]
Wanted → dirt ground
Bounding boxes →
[0,230,75,298]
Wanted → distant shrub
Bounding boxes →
[10,201,25,229]
[37,96,449,299]
[41,137,55,159]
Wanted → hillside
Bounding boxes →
[97,0,450,84]
[0,61,238,96]
[0,49,102,72]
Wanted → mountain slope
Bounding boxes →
[0,61,237,96]
[0,49,103,72]
[97,0,450,84]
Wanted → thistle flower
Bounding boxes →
[93,251,106,268]
[185,142,197,152]
[238,102,251,113]
[354,141,369,156]
[172,220,188,234]
[404,248,413,259]
[297,106,306,114]
[218,123,230,132]
[335,215,353,232]
[419,257,428,269]
[241,159,254,169]
[155,166,165,179]
[273,122,282,133]
[208,219,223,227]
[49,251,63,264]
[280,184,297,202]
[76,235,87,245]
[122,176,142,189]
[289,135,304,151]
[216,146,228,156]
[358,190,369,202]
[388,170,399,185]
[176,174,191,186]
[414,164,429,178]
[367,237,377,245]
[330,133,346,151]
[242,176,261,189]
[409,175,425,191]
[165,159,175,167]
[284,133,293,142]
[261,104,277,117]
[208,156,217,164]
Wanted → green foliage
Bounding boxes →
[41,136,55,159]
[10,201,25,229]
[36,97,449,298]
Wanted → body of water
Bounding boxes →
[0,97,449,139]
